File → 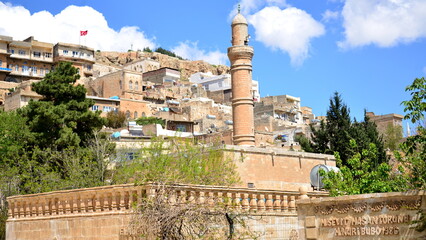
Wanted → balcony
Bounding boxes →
[0,67,12,73]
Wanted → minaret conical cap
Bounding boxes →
[232,13,248,25]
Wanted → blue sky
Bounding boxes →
[1,0,425,133]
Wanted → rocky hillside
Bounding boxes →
[95,51,230,80]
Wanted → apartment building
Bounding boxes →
[0,35,13,82]
[189,72,260,104]
[53,42,95,79]
[4,36,54,82]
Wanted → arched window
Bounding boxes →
[142,112,146,117]
[134,111,138,119]
[135,81,139,90]
[126,110,131,119]
[129,81,133,90]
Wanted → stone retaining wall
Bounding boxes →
[6,184,326,240]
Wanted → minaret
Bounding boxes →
[228,10,255,146]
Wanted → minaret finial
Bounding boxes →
[238,4,241,14]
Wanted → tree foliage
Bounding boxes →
[397,77,426,190]
[299,92,387,167]
[155,47,183,60]
[106,111,126,129]
[383,123,403,151]
[20,62,105,149]
[136,116,165,128]
[113,138,239,186]
[321,140,405,197]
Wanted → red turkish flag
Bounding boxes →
[80,30,88,36]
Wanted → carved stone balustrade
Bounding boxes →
[7,184,328,219]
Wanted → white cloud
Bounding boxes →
[249,7,325,66]
[339,0,426,49]
[0,2,156,51]
[322,10,340,22]
[172,41,228,65]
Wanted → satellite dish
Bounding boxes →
[310,164,339,190]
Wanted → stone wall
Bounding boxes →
[297,191,426,239]
[224,146,335,191]
[6,184,326,240]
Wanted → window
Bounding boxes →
[63,50,68,55]
[45,68,50,74]
[134,111,138,119]
[176,124,187,132]
[22,65,28,73]
[142,112,146,117]
[44,52,52,58]
[126,111,131,119]
[0,60,2,67]
[92,105,99,111]
[33,52,41,58]
[14,65,18,71]
[129,81,133,90]
[8,49,14,54]
[32,67,37,74]
[18,50,26,55]
[134,81,139,90]
[103,106,111,112]
[40,68,44,75]
[72,51,78,56]
[119,80,122,89]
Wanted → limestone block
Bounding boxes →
[305,216,316,228]
[305,227,318,239]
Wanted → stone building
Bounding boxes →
[88,69,144,100]
[0,81,18,107]
[0,35,13,82]
[123,58,160,73]
[366,111,404,136]
[53,42,95,80]
[3,36,54,82]
[4,80,42,111]
[142,67,180,85]
[189,72,260,104]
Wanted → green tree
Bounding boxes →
[113,138,239,186]
[136,116,165,128]
[383,123,403,150]
[143,47,152,52]
[20,62,105,149]
[301,92,387,167]
[155,47,183,60]
[113,138,253,239]
[397,77,426,189]
[321,140,405,196]
[106,111,126,129]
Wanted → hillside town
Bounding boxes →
[0,35,403,149]
[1,4,425,240]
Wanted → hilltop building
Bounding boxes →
[53,42,95,80]
[142,67,180,85]
[189,72,260,104]
[1,36,53,83]
[366,111,404,136]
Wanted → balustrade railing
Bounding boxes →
[7,184,328,219]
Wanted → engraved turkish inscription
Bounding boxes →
[320,214,410,236]
[314,199,421,237]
